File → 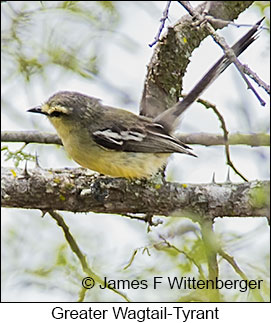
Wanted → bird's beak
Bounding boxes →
[27,107,47,115]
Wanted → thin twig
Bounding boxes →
[123,246,151,270]
[178,1,266,106]
[123,249,138,270]
[149,1,171,47]
[78,286,88,302]
[242,64,270,95]
[159,235,206,279]
[218,248,264,301]
[197,98,248,182]
[48,210,130,302]
[204,15,269,31]
[120,213,149,223]
[218,249,248,280]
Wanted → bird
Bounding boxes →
[28,19,263,179]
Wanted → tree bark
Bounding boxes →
[140,1,254,117]
[1,167,269,220]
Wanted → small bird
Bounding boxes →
[28,19,263,179]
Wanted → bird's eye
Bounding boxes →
[50,111,62,117]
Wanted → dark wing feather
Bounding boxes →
[92,115,196,156]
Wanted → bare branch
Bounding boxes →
[202,15,269,30]
[1,167,269,220]
[149,1,172,47]
[179,1,266,106]
[177,132,269,147]
[197,98,248,182]
[242,64,270,95]
[1,131,62,145]
[2,130,269,147]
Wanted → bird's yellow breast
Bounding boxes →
[64,137,170,178]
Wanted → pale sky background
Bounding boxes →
[1,1,270,302]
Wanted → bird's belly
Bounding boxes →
[63,136,169,178]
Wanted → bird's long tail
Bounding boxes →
[154,18,264,133]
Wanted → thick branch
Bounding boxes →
[1,167,269,220]
[1,131,269,147]
[140,1,254,118]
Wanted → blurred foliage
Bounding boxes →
[120,217,270,302]
[250,184,270,208]
[254,1,270,28]
[1,1,120,82]
[1,144,35,167]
